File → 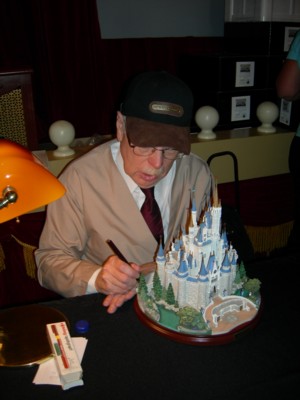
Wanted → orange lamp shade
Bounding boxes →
[0,139,66,223]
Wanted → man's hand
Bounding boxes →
[102,289,137,314]
[95,255,140,295]
[96,257,157,313]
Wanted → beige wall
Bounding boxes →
[191,127,294,183]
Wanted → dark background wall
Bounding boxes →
[0,0,225,146]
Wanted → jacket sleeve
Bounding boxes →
[35,166,101,297]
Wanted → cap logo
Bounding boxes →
[149,101,184,118]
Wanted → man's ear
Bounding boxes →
[116,111,125,141]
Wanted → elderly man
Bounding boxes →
[35,71,213,313]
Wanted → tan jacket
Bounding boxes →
[35,140,213,297]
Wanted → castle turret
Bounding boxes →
[219,251,232,296]
[198,259,210,308]
[172,255,189,305]
[156,241,166,285]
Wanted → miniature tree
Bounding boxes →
[239,261,247,280]
[244,278,261,295]
[153,270,163,301]
[234,267,241,284]
[166,283,176,306]
[138,274,148,302]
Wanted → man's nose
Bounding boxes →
[148,149,164,168]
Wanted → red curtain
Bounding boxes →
[0,0,113,142]
[28,0,113,140]
[218,174,294,226]
[0,0,223,144]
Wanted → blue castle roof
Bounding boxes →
[174,257,189,278]
[220,252,231,273]
[199,259,209,282]
[207,254,215,273]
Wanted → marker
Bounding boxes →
[106,239,128,263]
[51,324,69,369]
[106,240,140,281]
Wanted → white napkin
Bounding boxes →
[33,337,88,388]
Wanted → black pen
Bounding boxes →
[107,240,141,282]
[106,239,129,263]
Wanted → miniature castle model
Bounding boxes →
[137,187,261,336]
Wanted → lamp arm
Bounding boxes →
[0,186,18,209]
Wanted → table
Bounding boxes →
[1,254,299,399]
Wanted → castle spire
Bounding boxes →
[212,180,220,207]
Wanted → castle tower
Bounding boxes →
[191,189,197,227]
[207,253,219,297]
[211,183,222,238]
[172,255,189,306]
[156,241,166,285]
[219,251,232,296]
[198,259,210,308]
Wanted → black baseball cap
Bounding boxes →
[120,71,193,154]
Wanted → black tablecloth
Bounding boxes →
[1,254,300,400]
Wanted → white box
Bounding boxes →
[46,321,83,387]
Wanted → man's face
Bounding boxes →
[116,112,175,189]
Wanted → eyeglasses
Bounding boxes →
[129,143,183,160]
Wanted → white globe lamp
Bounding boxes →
[256,101,279,134]
[49,120,75,157]
[195,106,219,140]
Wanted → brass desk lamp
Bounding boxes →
[0,139,67,367]
[0,139,65,223]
